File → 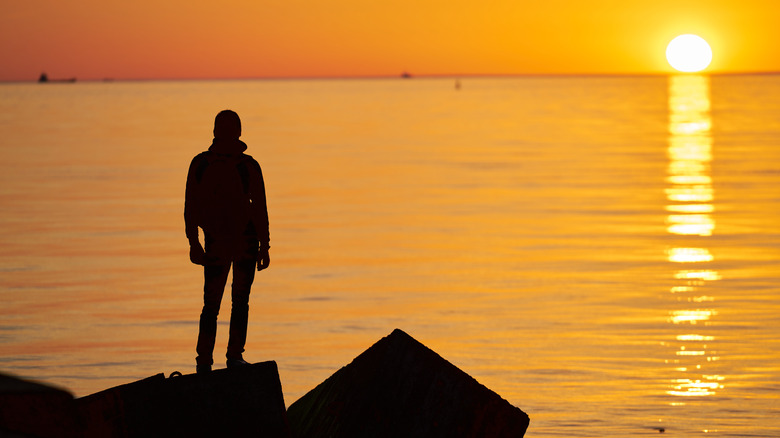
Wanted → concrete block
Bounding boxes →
[77,361,290,438]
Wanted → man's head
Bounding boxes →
[213,110,241,139]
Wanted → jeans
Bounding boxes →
[196,235,258,366]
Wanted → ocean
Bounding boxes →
[1,75,778,436]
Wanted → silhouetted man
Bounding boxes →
[184,110,270,373]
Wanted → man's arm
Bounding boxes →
[184,154,207,265]
[248,158,270,270]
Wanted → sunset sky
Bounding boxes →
[1,0,779,81]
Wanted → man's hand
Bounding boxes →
[189,240,206,265]
[257,248,270,271]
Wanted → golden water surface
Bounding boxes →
[1,76,778,436]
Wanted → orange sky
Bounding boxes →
[1,0,779,81]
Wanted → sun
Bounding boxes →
[666,34,713,72]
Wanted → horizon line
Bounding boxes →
[4,70,779,84]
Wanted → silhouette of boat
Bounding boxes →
[38,72,76,83]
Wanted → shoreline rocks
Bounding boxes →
[1,329,529,437]
[288,329,529,438]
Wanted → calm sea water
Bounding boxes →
[1,75,778,436]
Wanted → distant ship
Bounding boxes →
[401,71,412,79]
[38,72,76,83]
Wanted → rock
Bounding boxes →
[0,372,79,438]
[77,361,290,437]
[287,329,530,438]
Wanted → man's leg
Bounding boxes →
[196,263,231,368]
[227,248,257,362]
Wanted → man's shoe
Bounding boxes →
[226,357,251,368]
[196,364,212,374]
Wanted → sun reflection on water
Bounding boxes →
[664,75,724,399]
[667,247,713,263]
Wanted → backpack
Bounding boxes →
[194,151,252,237]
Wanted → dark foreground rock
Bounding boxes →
[0,372,79,438]
[287,329,530,438]
[1,362,289,438]
[77,361,290,438]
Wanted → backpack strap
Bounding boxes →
[193,152,211,184]
[235,158,250,194]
